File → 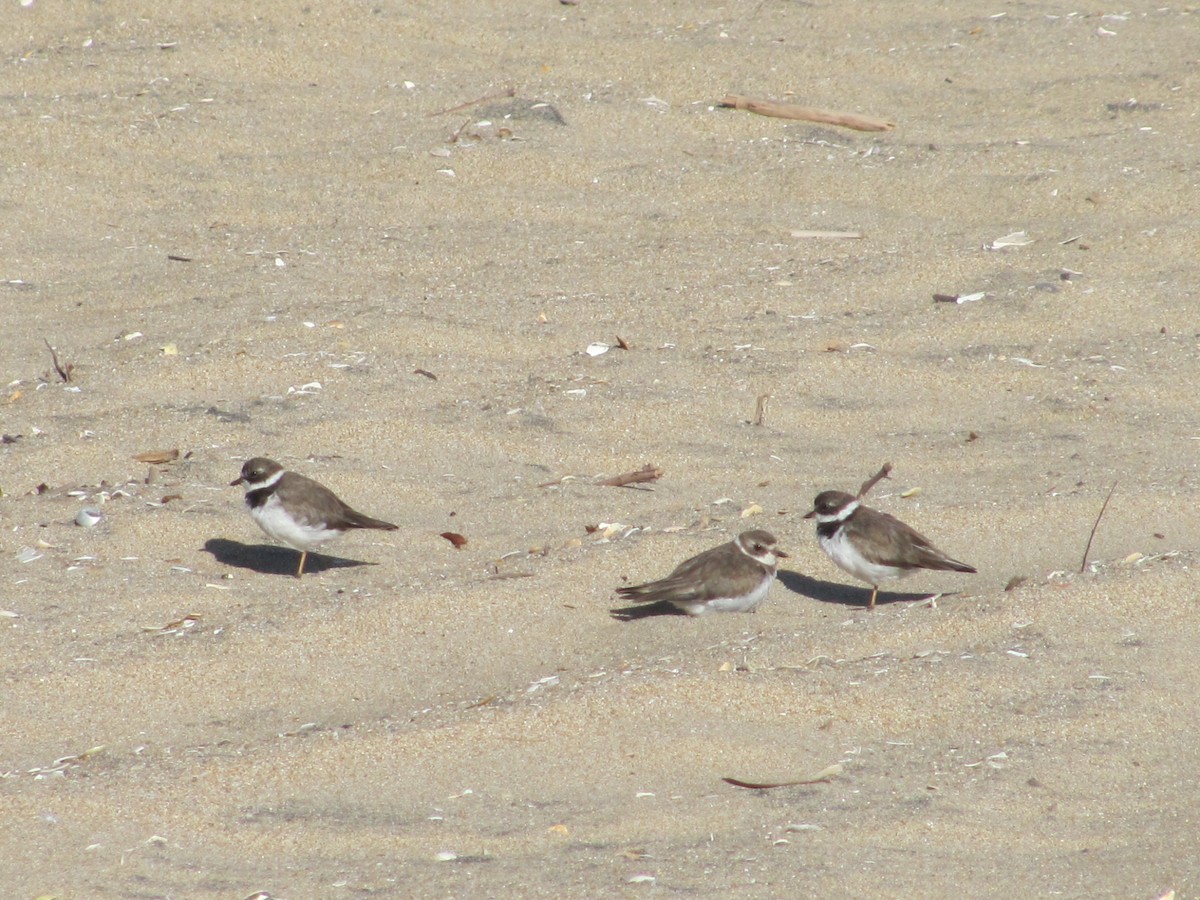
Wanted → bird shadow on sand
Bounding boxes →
[777,569,936,609]
[609,600,692,621]
[203,538,377,577]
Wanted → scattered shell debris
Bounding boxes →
[23,745,106,779]
[790,229,862,239]
[586,523,644,542]
[986,230,1033,250]
[526,674,560,694]
[142,614,202,636]
[933,291,986,304]
[965,751,1009,770]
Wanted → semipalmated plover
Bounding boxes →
[804,490,975,609]
[230,457,398,577]
[616,530,788,616]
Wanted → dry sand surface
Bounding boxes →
[3,1,1199,897]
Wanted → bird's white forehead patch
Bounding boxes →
[815,498,859,524]
[254,467,285,488]
[735,534,778,566]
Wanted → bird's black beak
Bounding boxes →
[776,550,790,559]
[802,509,817,519]
[230,476,245,487]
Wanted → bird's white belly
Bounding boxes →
[250,496,339,551]
[819,530,907,586]
[680,574,773,616]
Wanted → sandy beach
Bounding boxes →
[2,2,1198,896]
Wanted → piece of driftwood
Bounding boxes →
[753,393,770,427]
[719,94,895,132]
[597,464,663,488]
[132,449,180,465]
[858,462,893,498]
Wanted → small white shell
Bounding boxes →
[585,342,610,356]
[75,508,103,527]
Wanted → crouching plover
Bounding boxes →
[616,530,788,616]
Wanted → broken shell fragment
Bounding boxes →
[75,508,103,528]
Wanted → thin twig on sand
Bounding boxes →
[718,95,895,132]
[428,87,517,117]
[723,763,842,790]
[43,339,73,383]
[539,464,664,490]
[1080,481,1118,573]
